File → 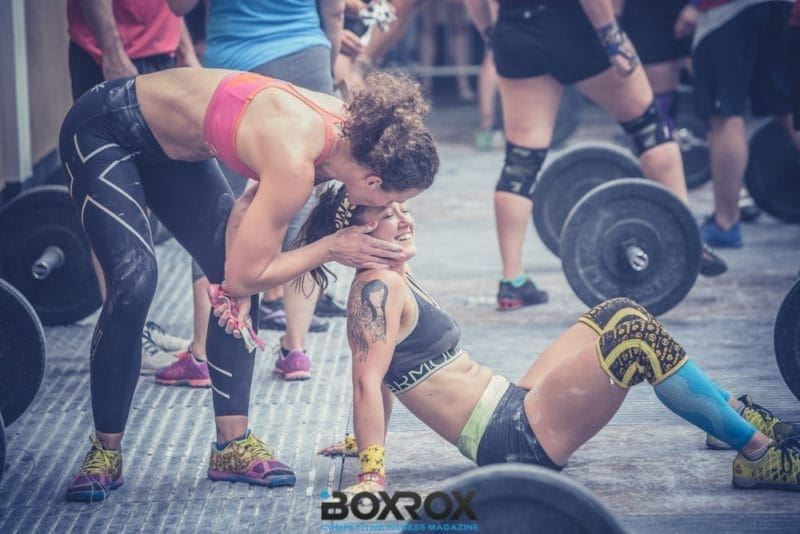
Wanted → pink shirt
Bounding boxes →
[67,0,182,64]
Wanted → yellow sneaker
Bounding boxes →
[706,395,798,449]
[207,430,296,487]
[733,441,800,491]
[66,435,124,502]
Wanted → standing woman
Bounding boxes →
[465,0,727,312]
[59,67,438,502]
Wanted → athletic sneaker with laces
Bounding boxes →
[707,395,799,449]
[66,435,124,502]
[259,298,329,332]
[700,215,743,248]
[732,440,800,491]
[699,243,728,277]
[314,293,347,318]
[140,338,178,375]
[143,320,189,352]
[274,347,312,381]
[207,430,296,487]
[140,321,189,375]
[497,278,549,310]
[154,348,211,387]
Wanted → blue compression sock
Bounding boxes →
[653,360,755,450]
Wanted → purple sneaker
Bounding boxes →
[155,349,211,387]
[274,348,311,381]
[66,436,124,502]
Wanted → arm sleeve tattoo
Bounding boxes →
[347,279,389,361]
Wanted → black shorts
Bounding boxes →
[692,1,792,119]
[476,382,562,470]
[623,0,691,64]
[492,0,610,84]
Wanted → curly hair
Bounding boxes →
[342,70,439,192]
[292,185,366,291]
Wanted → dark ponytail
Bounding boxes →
[292,184,364,291]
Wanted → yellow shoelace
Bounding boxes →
[240,434,275,460]
[80,439,118,474]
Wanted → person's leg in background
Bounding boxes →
[695,2,793,249]
[473,0,501,150]
[494,75,560,308]
[251,46,338,380]
[446,0,476,102]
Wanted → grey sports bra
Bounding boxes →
[383,276,462,394]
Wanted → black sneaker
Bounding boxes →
[259,298,329,333]
[314,293,346,318]
[700,243,727,277]
[738,196,762,223]
[497,278,548,310]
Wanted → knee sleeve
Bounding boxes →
[654,91,678,132]
[597,318,687,388]
[578,297,659,334]
[495,142,547,200]
[619,101,673,156]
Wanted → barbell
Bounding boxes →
[0,185,101,325]
[421,463,625,533]
[532,143,702,315]
[744,119,800,223]
[775,277,800,403]
[0,277,47,482]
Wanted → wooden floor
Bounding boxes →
[1,100,799,533]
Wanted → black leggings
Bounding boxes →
[59,77,257,433]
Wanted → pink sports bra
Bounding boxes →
[203,72,344,180]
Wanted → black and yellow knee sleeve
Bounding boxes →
[495,142,547,200]
[619,101,673,156]
[578,297,659,334]
[596,318,687,388]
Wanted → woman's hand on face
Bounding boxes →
[329,222,406,269]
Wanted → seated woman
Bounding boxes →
[301,186,800,494]
[59,67,438,502]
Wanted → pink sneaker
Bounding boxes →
[154,349,211,387]
[274,349,311,381]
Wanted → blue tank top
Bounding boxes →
[383,277,462,394]
[203,0,331,72]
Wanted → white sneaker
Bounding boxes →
[143,321,189,352]
[140,321,188,375]
[140,337,179,375]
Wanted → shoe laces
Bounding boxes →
[776,440,800,475]
[741,396,776,423]
[81,438,118,474]
[141,336,161,357]
[144,320,166,338]
[240,433,275,461]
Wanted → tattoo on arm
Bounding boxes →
[347,279,389,361]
